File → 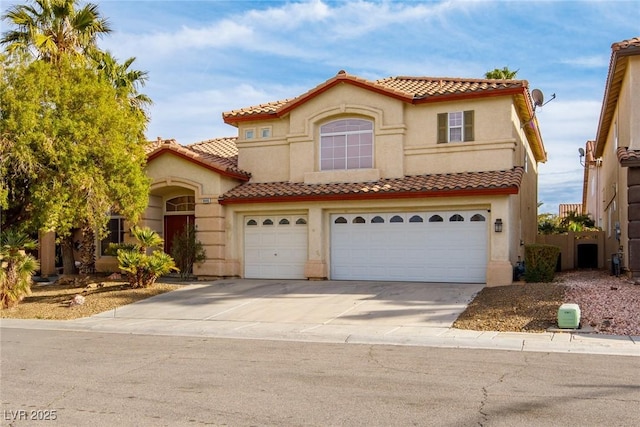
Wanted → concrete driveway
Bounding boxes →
[92,279,483,329]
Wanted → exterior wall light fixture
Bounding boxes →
[494,218,503,233]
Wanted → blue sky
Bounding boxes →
[6,0,639,214]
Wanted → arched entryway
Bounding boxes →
[164,195,195,256]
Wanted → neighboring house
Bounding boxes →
[582,140,602,226]
[583,37,640,278]
[91,70,546,286]
[558,204,582,219]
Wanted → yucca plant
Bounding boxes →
[117,226,177,288]
[1,230,40,309]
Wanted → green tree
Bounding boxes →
[0,229,40,308]
[2,1,152,275]
[1,0,111,63]
[171,224,206,280]
[537,213,561,235]
[537,212,598,234]
[560,211,597,232]
[0,55,150,273]
[92,50,152,122]
[117,226,177,288]
[485,66,519,79]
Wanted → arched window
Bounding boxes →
[409,215,424,223]
[371,216,384,223]
[296,218,307,225]
[353,216,366,224]
[279,219,290,225]
[390,215,404,223]
[166,195,195,212]
[263,219,273,226]
[320,119,373,170]
[471,214,486,222]
[449,214,464,222]
[334,217,347,224]
[246,219,257,226]
[429,215,443,222]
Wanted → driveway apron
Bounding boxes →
[92,279,483,328]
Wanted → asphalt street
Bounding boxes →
[1,328,639,427]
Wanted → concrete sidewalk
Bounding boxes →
[1,279,638,356]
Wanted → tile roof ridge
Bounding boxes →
[187,136,238,146]
[380,75,526,83]
[612,37,640,51]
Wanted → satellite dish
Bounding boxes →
[578,148,585,156]
[531,89,544,108]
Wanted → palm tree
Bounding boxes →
[129,226,164,253]
[1,0,111,63]
[117,226,177,288]
[0,229,40,308]
[485,66,519,79]
[92,51,152,120]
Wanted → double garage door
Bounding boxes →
[331,212,488,283]
[244,211,488,283]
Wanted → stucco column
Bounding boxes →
[486,200,513,286]
[193,202,238,278]
[304,207,327,279]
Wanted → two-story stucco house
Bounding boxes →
[583,37,640,277]
[92,70,546,287]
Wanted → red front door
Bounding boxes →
[164,215,195,255]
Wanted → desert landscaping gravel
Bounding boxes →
[561,270,640,336]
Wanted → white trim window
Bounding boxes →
[320,119,373,170]
[100,216,125,256]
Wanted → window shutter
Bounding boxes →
[463,110,474,142]
[437,113,447,143]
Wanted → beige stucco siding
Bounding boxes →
[146,153,223,196]
[236,86,527,184]
[222,194,517,285]
[620,57,640,150]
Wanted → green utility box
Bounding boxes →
[557,303,581,329]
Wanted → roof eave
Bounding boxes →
[595,43,640,157]
[147,148,250,181]
[218,186,518,205]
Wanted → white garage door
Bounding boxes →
[244,215,308,279]
[331,211,487,283]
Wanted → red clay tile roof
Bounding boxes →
[617,147,640,166]
[188,137,238,158]
[221,70,545,163]
[558,203,582,218]
[222,71,528,122]
[146,138,250,180]
[376,76,526,99]
[596,37,640,156]
[219,167,523,204]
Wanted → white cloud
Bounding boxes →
[560,55,609,68]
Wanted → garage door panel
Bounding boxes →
[245,216,307,279]
[331,211,487,283]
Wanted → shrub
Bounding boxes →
[524,244,560,283]
[1,230,40,309]
[117,226,177,288]
[171,224,206,280]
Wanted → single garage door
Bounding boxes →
[331,211,487,283]
[245,215,308,279]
